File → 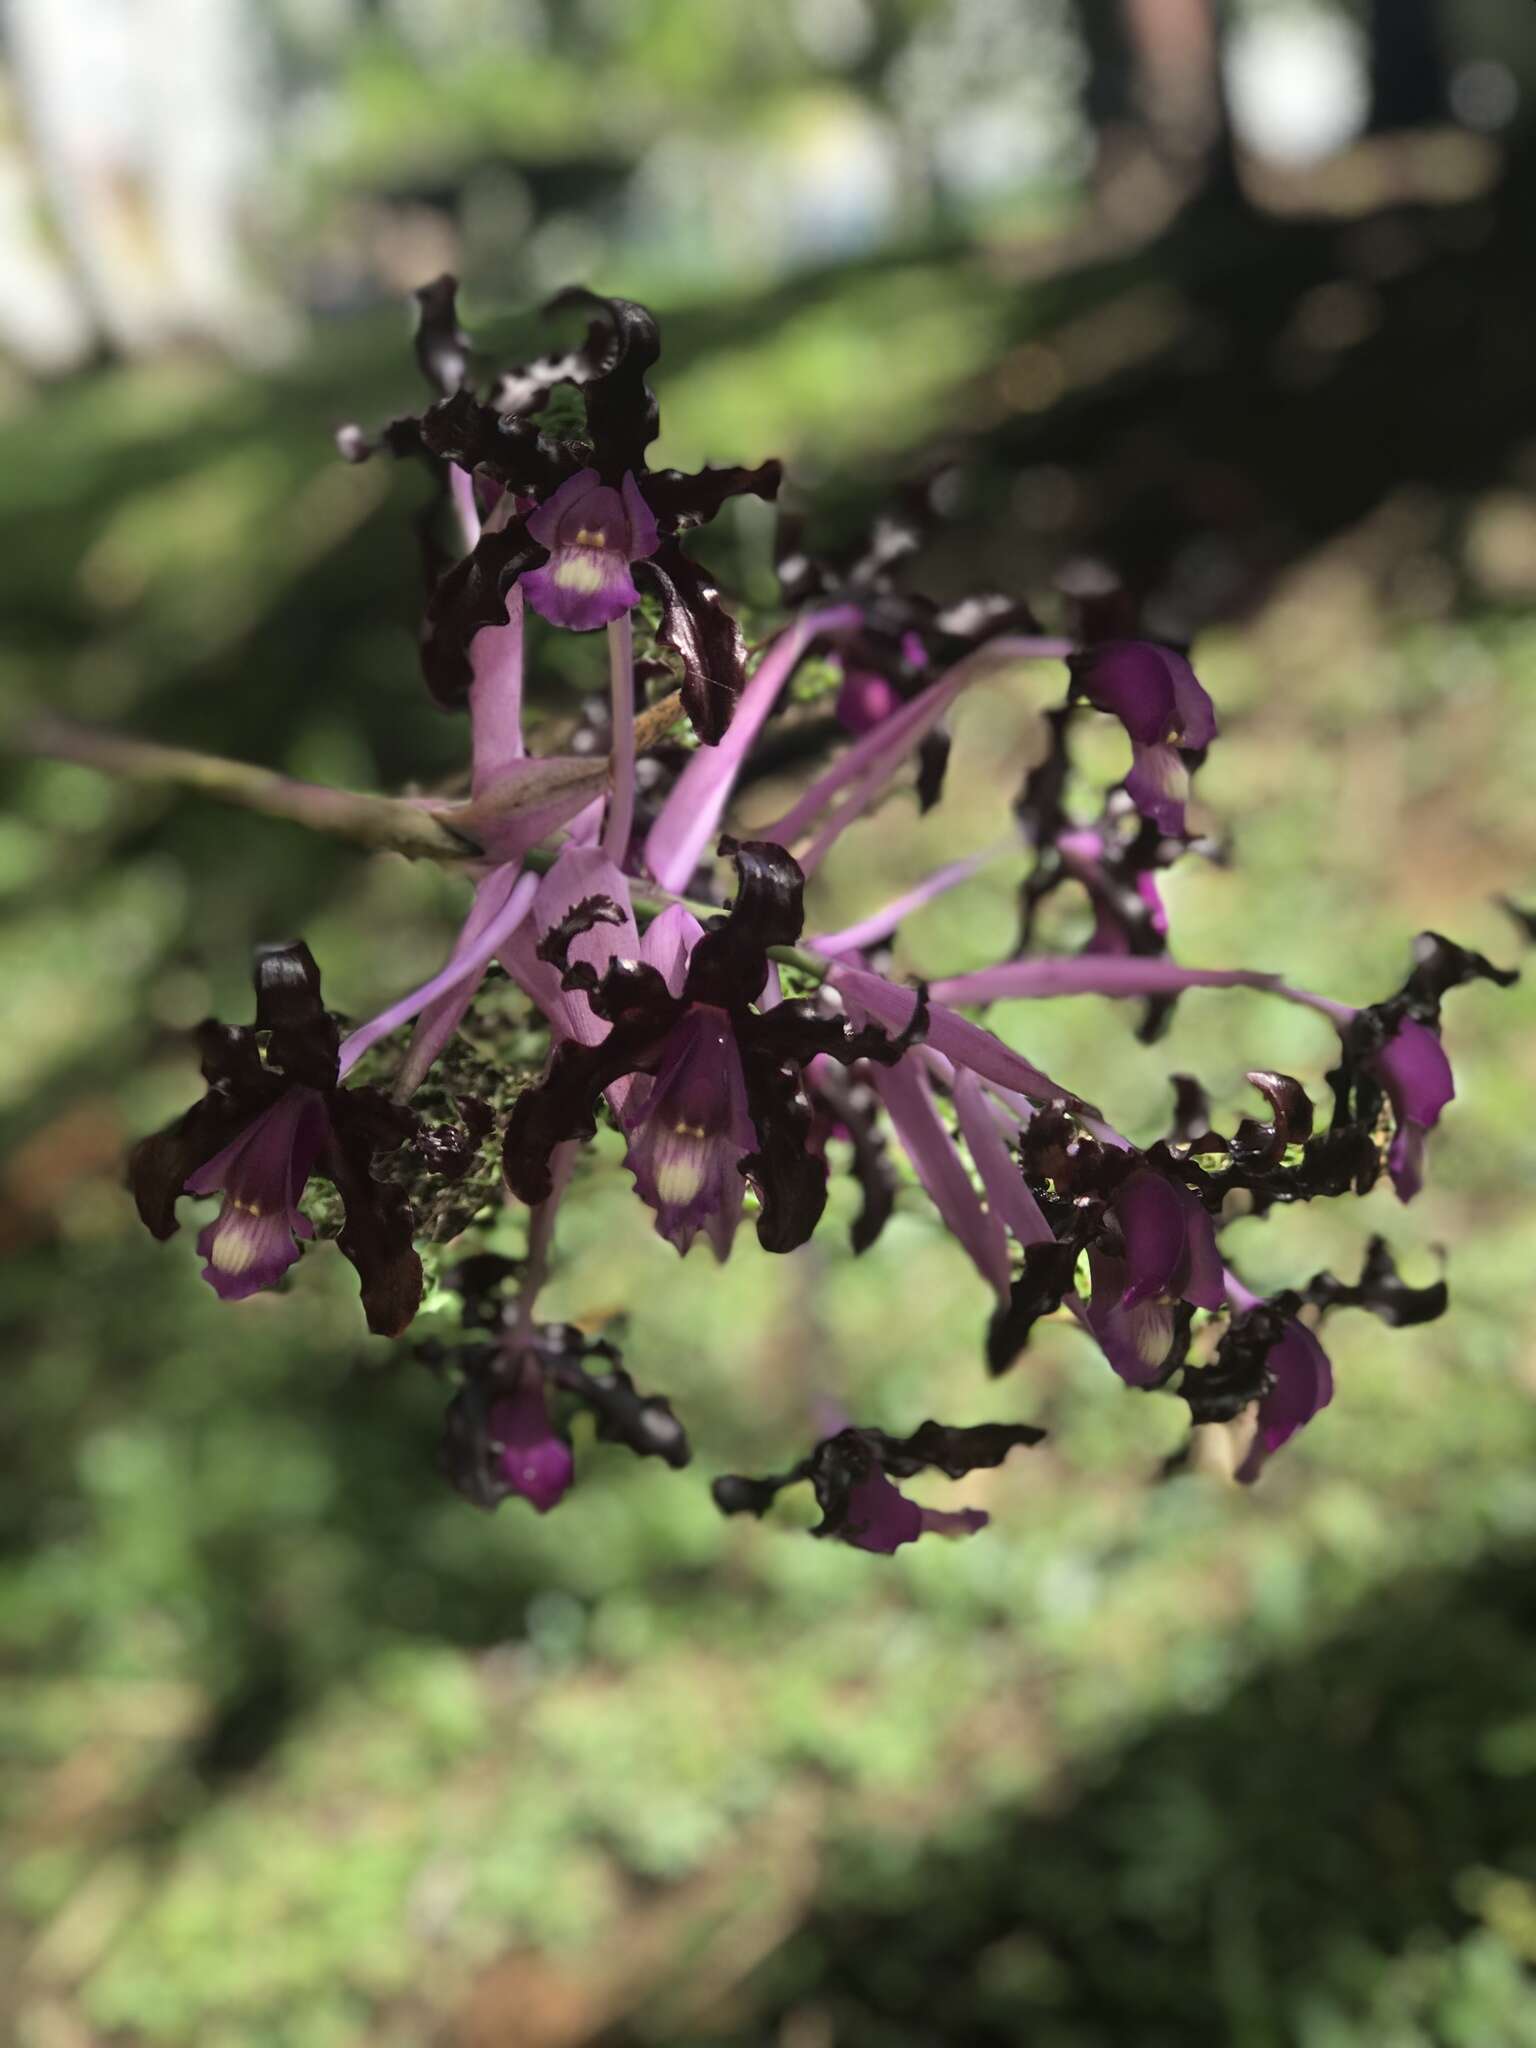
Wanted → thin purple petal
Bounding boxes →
[835,965,1082,1108]
[929,959,1280,1004]
[811,848,992,957]
[952,1070,1056,1249]
[337,868,540,1077]
[644,604,863,893]
[871,1055,1010,1300]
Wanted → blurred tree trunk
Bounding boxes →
[1367,0,1449,132]
[4,0,285,363]
[1084,0,1240,219]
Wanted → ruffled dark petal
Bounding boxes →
[322,1095,424,1337]
[412,274,473,397]
[543,1342,691,1468]
[634,537,750,744]
[416,388,571,497]
[254,940,340,1089]
[129,1066,272,1241]
[642,459,782,533]
[1230,1070,1314,1169]
[808,1067,897,1254]
[1300,1235,1448,1327]
[540,287,661,480]
[1402,930,1518,1011]
[985,1240,1081,1376]
[682,838,806,1008]
[738,1046,827,1255]
[713,1417,1043,1550]
[420,521,546,709]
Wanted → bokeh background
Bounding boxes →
[4,3,1536,2043]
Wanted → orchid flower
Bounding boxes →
[714,1418,1044,1553]
[129,943,423,1335]
[1068,638,1217,836]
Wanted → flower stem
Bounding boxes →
[12,716,481,861]
[602,612,636,865]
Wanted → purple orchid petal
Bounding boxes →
[524,468,600,549]
[638,902,705,998]
[929,958,1280,1005]
[1236,1318,1334,1483]
[1257,1320,1334,1455]
[1175,1184,1225,1310]
[870,1055,1010,1300]
[1386,1123,1430,1203]
[834,663,901,734]
[337,868,541,1077]
[488,1373,574,1513]
[502,846,641,1047]
[1084,1247,1177,1388]
[620,470,660,562]
[185,1087,329,1302]
[842,1467,924,1553]
[1072,640,1216,748]
[1114,1169,1191,1310]
[1170,651,1217,750]
[1124,740,1191,836]
[1372,1017,1455,1201]
[522,554,643,633]
[952,1070,1056,1250]
[523,469,654,632]
[621,1004,756,1258]
[644,604,864,892]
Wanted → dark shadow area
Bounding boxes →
[625,1539,1536,2046]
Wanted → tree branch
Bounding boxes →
[10,693,690,867]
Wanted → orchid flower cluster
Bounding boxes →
[129,280,1516,1555]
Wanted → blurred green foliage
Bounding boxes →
[4,165,1536,2048]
